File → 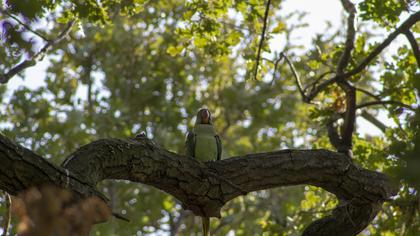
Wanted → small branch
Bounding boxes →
[1,192,11,236]
[356,100,415,111]
[355,87,391,111]
[337,0,356,74]
[403,29,420,68]
[253,0,271,80]
[360,110,387,133]
[0,20,76,84]
[1,10,50,41]
[343,11,420,78]
[355,87,382,102]
[270,54,284,84]
[280,52,309,102]
[306,75,342,102]
[303,71,335,93]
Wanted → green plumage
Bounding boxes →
[185,120,222,161]
[185,109,222,236]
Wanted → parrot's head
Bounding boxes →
[196,108,212,125]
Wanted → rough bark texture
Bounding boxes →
[0,134,397,235]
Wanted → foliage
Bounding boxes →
[0,0,419,235]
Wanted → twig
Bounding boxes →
[281,52,307,101]
[1,10,50,41]
[253,0,271,80]
[0,20,76,84]
[343,11,420,78]
[355,87,382,101]
[355,87,390,111]
[303,71,334,93]
[269,53,285,85]
[1,192,11,236]
[356,100,415,111]
[403,29,420,68]
[306,75,342,101]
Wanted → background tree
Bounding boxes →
[0,0,419,235]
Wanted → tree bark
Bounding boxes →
[0,134,397,235]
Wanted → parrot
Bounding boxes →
[185,108,222,236]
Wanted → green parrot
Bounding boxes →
[185,108,222,236]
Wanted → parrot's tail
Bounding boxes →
[202,217,210,236]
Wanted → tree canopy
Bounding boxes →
[0,0,419,235]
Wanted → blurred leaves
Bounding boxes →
[0,0,419,235]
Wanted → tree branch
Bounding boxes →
[1,10,50,41]
[280,53,308,102]
[343,11,420,78]
[356,100,415,111]
[0,133,106,200]
[337,80,356,154]
[303,71,334,93]
[337,0,356,74]
[0,133,397,235]
[356,87,383,102]
[403,29,420,68]
[0,20,75,84]
[361,110,387,133]
[304,11,420,103]
[327,121,343,150]
[253,0,271,80]
[306,75,342,101]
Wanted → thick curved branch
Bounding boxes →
[0,20,75,84]
[0,133,105,199]
[60,136,396,235]
[0,134,397,235]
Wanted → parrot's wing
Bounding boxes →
[215,135,222,161]
[185,131,195,157]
